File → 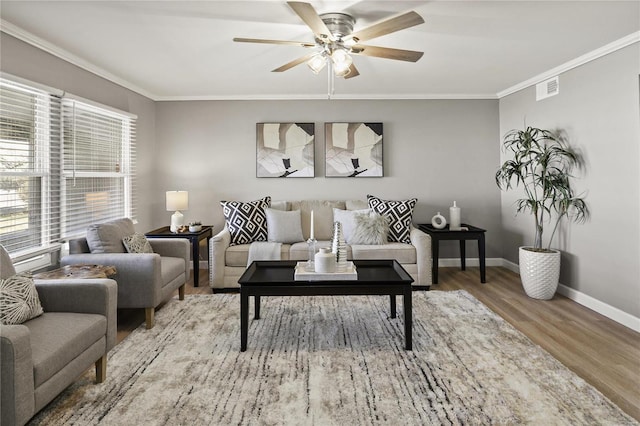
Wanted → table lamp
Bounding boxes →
[166,191,188,232]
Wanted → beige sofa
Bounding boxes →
[209,199,432,291]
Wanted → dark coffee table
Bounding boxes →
[237,259,414,351]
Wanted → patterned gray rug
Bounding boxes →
[30,291,636,425]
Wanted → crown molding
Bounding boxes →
[153,93,498,101]
[497,31,640,99]
[1,19,157,100]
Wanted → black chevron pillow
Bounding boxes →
[367,195,417,244]
[221,197,271,246]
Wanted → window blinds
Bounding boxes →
[61,99,136,238]
[0,79,61,255]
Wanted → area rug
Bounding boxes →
[30,291,636,425]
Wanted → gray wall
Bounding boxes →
[154,99,502,258]
[0,34,158,231]
[499,44,640,317]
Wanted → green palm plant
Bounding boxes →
[496,126,589,251]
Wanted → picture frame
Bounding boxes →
[325,122,383,177]
[256,123,315,178]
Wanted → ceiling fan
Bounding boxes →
[233,1,425,79]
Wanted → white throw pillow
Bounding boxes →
[266,208,304,243]
[350,212,389,245]
[333,208,372,244]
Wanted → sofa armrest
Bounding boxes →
[147,238,190,276]
[209,227,231,288]
[1,324,35,426]
[61,253,162,307]
[410,225,432,287]
[34,279,118,350]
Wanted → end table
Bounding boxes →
[145,225,213,287]
[418,223,486,284]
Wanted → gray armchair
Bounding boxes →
[0,245,117,426]
[61,218,189,329]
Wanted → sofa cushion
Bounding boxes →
[86,218,135,253]
[332,208,371,244]
[122,232,154,254]
[225,243,291,267]
[160,256,187,287]
[292,200,346,241]
[0,272,43,325]
[289,241,347,261]
[25,312,106,387]
[221,197,271,246]
[351,212,389,245]
[367,195,417,244]
[351,243,416,264]
[266,208,304,243]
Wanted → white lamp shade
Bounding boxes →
[166,191,188,211]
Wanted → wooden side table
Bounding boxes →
[418,223,486,284]
[145,225,213,287]
[34,264,117,280]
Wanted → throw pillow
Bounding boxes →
[266,208,304,243]
[221,196,271,245]
[86,218,136,253]
[0,272,44,325]
[367,194,417,244]
[351,212,389,245]
[332,208,372,244]
[122,233,154,254]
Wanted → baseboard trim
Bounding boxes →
[454,257,640,333]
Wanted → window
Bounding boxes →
[61,99,136,239]
[0,79,61,255]
[0,76,136,258]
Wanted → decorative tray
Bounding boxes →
[294,261,357,281]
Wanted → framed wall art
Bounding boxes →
[256,123,315,178]
[325,122,383,177]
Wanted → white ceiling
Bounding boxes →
[1,1,638,100]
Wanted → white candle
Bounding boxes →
[310,210,315,240]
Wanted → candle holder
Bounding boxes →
[306,238,317,271]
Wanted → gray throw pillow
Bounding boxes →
[123,233,154,254]
[0,272,44,325]
[351,212,389,245]
[86,218,136,253]
[266,208,304,243]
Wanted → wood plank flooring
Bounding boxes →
[116,266,640,421]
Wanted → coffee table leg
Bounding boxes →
[255,295,261,320]
[404,287,412,350]
[390,295,396,318]
[241,290,248,352]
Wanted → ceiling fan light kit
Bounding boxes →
[234,1,425,80]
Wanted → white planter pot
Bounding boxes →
[518,247,561,300]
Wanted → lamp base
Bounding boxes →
[170,211,184,233]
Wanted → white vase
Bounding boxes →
[315,248,336,273]
[519,247,561,300]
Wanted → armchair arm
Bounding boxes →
[410,225,432,286]
[1,325,35,426]
[34,279,118,351]
[147,238,190,276]
[61,253,162,308]
[209,227,231,288]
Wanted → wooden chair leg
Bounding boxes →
[95,355,107,383]
[145,307,155,329]
[179,284,185,301]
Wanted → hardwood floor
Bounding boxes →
[116,267,640,421]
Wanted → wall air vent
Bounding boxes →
[536,76,559,101]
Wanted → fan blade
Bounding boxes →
[272,53,317,72]
[344,63,360,79]
[287,1,335,42]
[233,37,316,48]
[351,44,423,62]
[346,11,424,43]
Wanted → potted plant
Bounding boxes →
[188,221,202,232]
[496,126,589,299]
